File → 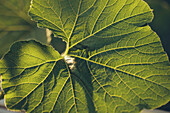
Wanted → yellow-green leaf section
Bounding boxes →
[0,40,93,113]
[0,0,169,113]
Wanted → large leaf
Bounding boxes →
[1,0,170,113]
[0,0,47,58]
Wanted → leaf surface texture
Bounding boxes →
[0,0,170,113]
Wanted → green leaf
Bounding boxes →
[1,0,170,113]
[0,0,47,58]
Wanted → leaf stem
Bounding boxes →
[62,39,69,57]
[63,42,69,56]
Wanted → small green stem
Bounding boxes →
[65,43,70,55]
[62,40,69,57]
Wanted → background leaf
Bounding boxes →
[0,0,47,58]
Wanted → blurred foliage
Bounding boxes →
[0,0,47,58]
[145,0,170,60]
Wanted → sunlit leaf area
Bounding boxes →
[0,0,169,113]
